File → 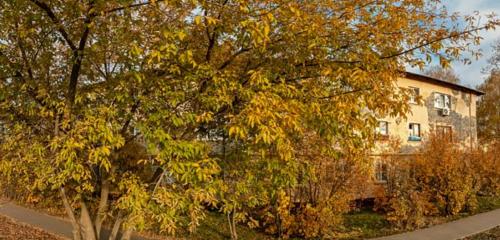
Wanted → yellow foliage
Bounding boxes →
[376,133,496,229]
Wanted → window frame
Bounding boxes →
[408,87,420,104]
[376,121,389,137]
[434,92,451,110]
[435,125,453,142]
[375,160,388,183]
[408,123,421,141]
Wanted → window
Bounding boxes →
[409,87,420,104]
[434,93,451,109]
[435,125,453,141]
[133,127,140,136]
[376,121,389,136]
[408,123,421,141]
[375,160,388,182]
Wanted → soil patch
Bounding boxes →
[0,214,65,240]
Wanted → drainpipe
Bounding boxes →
[469,92,473,150]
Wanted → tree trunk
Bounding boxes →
[120,227,133,240]
[60,188,82,240]
[227,211,238,240]
[95,180,109,239]
[80,200,97,240]
[227,212,233,240]
[231,211,238,240]
[109,215,123,240]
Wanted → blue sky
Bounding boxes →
[410,0,500,87]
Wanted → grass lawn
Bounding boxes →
[185,195,500,239]
[188,210,395,240]
[186,209,396,240]
[184,208,397,240]
[476,196,500,213]
[340,209,395,239]
[338,195,500,240]
[187,211,271,240]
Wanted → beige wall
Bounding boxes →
[374,76,479,154]
[364,76,481,197]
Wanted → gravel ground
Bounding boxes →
[0,214,64,240]
[463,226,500,240]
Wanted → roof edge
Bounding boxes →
[403,72,484,96]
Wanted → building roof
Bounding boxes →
[404,72,484,96]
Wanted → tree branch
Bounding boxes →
[325,25,496,65]
[16,33,35,81]
[104,0,167,14]
[218,48,251,70]
[109,214,123,240]
[60,187,82,240]
[337,0,379,20]
[205,10,216,62]
[29,0,77,51]
[317,88,373,99]
[380,25,493,60]
[120,99,141,135]
[205,0,229,62]
[0,50,46,107]
[66,1,95,111]
[95,180,110,240]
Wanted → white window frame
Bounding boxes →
[408,123,421,141]
[434,93,451,109]
[376,121,389,136]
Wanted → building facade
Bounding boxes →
[372,72,484,183]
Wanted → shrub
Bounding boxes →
[255,133,370,239]
[470,141,500,196]
[271,190,351,239]
[377,133,479,229]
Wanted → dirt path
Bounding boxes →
[0,214,64,240]
[0,202,155,240]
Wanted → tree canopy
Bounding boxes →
[423,65,461,83]
[478,39,500,143]
[0,0,498,239]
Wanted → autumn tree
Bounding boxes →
[478,39,500,142]
[485,39,500,71]
[423,65,461,83]
[0,1,498,240]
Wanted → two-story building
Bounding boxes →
[372,72,484,183]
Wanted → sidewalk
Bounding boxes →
[2,200,499,240]
[0,201,148,240]
[373,208,500,240]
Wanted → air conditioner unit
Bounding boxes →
[441,108,450,116]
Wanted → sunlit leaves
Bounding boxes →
[0,0,498,238]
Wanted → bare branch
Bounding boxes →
[325,24,497,65]
[380,25,494,60]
